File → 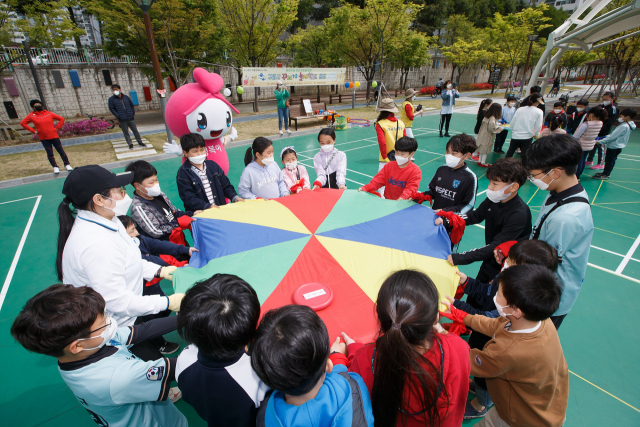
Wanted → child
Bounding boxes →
[594,108,637,180]
[449,240,558,419]
[471,99,492,162]
[476,104,504,167]
[239,137,289,199]
[544,101,567,128]
[250,305,374,427]
[177,133,243,211]
[11,285,187,427]
[313,128,348,190]
[280,146,311,193]
[416,133,478,214]
[446,264,568,427]
[126,160,196,241]
[522,134,594,328]
[359,136,421,200]
[493,96,516,154]
[539,115,567,137]
[566,98,589,134]
[441,158,532,284]
[330,270,470,427]
[401,88,424,138]
[574,106,606,178]
[588,91,619,169]
[176,274,269,427]
[506,93,544,158]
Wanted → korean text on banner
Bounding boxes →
[241,68,346,87]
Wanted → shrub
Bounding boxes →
[419,86,436,95]
[56,118,110,138]
[502,82,521,88]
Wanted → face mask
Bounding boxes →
[261,156,274,166]
[113,91,120,96]
[493,295,512,318]
[603,100,611,106]
[77,313,118,351]
[447,84,452,89]
[445,154,462,168]
[143,183,162,197]
[501,259,510,272]
[528,169,555,191]
[104,193,132,216]
[285,161,298,171]
[554,109,562,114]
[412,96,416,101]
[396,155,410,165]
[618,117,625,123]
[486,183,514,203]
[189,154,207,165]
[34,105,43,111]
[508,103,515,107]
[577,108,584,112]
[321,144,334,153]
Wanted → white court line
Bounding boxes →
[297,160,366,187]
[616,233,640,274]
[589,263,640,285]
[0,196,39,206]
[477,189,488,196]
[0,195,41,312]
[297,153,375,179]
[591,245,640,263]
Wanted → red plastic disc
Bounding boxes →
[292,283,334,311]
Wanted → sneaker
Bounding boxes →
[137,142,147,148]
[591,164,604,170]
[464,400,487,419]
[444,132,450,137]
[585,161,594,166]
[478,162,491,168]
[286,129,292,135]
[593,174,609,180]
[593,173,603,178]
[65,164,73,171]
[470,155,479,162]
[439,132,443,138]
[53,167,60,174]
[468,379,476,395]
[158,341,180,355]
[168,387,182,403]
[279,130,283,136]
[128,144,134,150]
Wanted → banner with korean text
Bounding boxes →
[241,68,346,87]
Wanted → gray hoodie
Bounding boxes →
[238,160,289,199]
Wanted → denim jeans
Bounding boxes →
[476,382,494,408]
[576,150,590,178]
[277,107,289,130]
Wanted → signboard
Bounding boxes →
[488,67,501,85]
[242,67,346,87]
[303,99,313,115]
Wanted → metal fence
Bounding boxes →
[2,47,140,65]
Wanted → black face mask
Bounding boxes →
[34,105,43,111]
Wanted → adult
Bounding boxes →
[274,80,291,136]
[20,99,72,174]
[587,91,618,170]
[400,88,423,138]
[57,165,184,359]
[108,84,147,150]
[439,80,460,137]
[375,98,406,197]
[551,76,561,95]
[435,77,444,91]
[505,93,543,158]
[521,85,546,115]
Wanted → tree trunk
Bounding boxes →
[450,66,456,81]
[614,67,627,99]
[236,68,243,102]
[66,7,83,51]
[317,85,320,103]
[254,87,260,112]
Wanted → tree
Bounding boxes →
[289,0,340,34]
[441,38,489,83]
[439,14,477,46]
[9,0,85,49]
[538,4,569,41]
[387,31,433,89]
[288,25,336,100]
[559,50,596,81]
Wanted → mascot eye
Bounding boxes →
[226,111,231,127]
[197,113,207,130]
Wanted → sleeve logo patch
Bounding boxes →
[475,355,483,366]
[147,366,164,381]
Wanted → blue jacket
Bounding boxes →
[108,94,136,121]
[441,89,460,106]
[601,120,636,149]
[258,365,374,427]
[137,235,189,259]
[177,159,239,212]
[454,276,500,318]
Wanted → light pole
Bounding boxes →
[520,35,539,97]
[22,41,46,109]
[132,0,174,144]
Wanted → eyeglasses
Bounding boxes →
[67,312,111,346]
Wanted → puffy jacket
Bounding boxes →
[177,159,239,211]
[20,110,65,140]
[108,94,136,121]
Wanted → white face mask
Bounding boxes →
[143,183,162,197]
[285,161,298,171]
[113,91,120,96]
[104,193,132,216]
[493,295,512,318]
[321,144,334,153]
[486,183,514,203]
[445,154,462,168]
[577,108,585,113]
[603,100,611,106]
[618,117,625,123]
[501,259,510,272]
[77,313,118,351]
[261,155,274,166]
[554,109,562,114]
[447,84,453,89]
[189,154,207,165]
[528,169,555,191]
[508,103,515,107]
[396,155,410,165]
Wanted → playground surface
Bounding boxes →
[1,112,639,426]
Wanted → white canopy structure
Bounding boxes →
[528,0,640,93]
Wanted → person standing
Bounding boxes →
[439,80,460,137]
[274,80,291,136]
[493,96,516,154]
[20,99,72,174]
[505,93,543,158]
[587,91,618,170]
[108,84,147,150]
[400,88,422,138]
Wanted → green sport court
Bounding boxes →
[1,112,638,426]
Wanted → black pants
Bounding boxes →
[119,120,143,146]
[439,114,452,134]
[494,129,508,152]
[587,142,603,164]
[135,283,171,348]
[505,137,533,158]
[41,138,69,167]
[322,171,338,189]
[550,314,566,330]
[603,148,621,176]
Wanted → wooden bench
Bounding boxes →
[329,92,368,104]
[288,101,328,131]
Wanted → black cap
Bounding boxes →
[62,165,133,206]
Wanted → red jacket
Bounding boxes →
[405,103,415,121]
[330,333,470,427]
[362,161,421,200]
[20,110,65,140]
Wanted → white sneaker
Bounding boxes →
[279,130,283,135]
[286,129,292,135]
[53,167,60,174]
[168,387,182,403]
[65,165,73,171]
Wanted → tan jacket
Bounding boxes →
[464,315,569,427]
[476,117,504,154]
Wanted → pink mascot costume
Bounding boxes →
[163,67,239,175]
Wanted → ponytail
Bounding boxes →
[550,115,565,132]
[56,199,76,281]
[244,137,273,166]
[244,147,254,167]
[524,93,542,107]
[477,99,492,116]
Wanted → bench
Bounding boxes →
[329,92,368,104]
[288,101,328,131]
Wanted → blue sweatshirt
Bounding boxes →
[600,121,636,149]
[454,276,500,318]
[238,160,289,200]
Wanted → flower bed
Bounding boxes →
[36,118,111,140]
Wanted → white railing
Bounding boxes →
[2,47,140,65]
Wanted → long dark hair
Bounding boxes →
[372,270,446,427]
[376,111,393,123]
[550,115,565,132]
[588,106,607,122]
[485,103,503,120]
[56,189,112,280]
[244,137,273,166]
[477,99,493,117]
[524,93,542,107]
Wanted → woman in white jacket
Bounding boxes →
[505,93,544,158]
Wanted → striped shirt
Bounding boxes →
[191,163,215,205]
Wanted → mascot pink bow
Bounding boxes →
[163,68,239,175]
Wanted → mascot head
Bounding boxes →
[165,68,240,140]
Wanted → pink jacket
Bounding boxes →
[282,164,311,193]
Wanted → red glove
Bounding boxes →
[410,191,433,206]
[145,277,162,287]
[495,240,518,265]
[290,178,306,194]
[454,276,469,300]
[313,180,323,189]
[159,254,189,268]
[169,227,187,246]
[436,211,466,244]
[177,215,194,231]
[439,305,469,336]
